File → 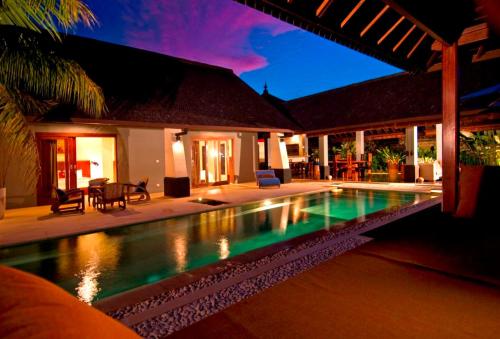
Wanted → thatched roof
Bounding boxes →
[282,58,500,134]
[52,36,298,132]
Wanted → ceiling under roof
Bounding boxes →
[234,0,499,72]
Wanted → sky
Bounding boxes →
[74,0,401,100]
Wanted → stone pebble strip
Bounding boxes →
[133,236,368,338]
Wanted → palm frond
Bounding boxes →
[0,86,40,188]
[0,0,97,40]
[0,43,106,116]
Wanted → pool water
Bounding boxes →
[0,189,428,304]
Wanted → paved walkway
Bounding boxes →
[0,181,440,247]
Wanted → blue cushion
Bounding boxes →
[258,178,281,186]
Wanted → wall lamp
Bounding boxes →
[175,128,188,141]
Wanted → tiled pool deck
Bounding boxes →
[0,180,440,247]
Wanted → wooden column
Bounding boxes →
[442,43,459,213]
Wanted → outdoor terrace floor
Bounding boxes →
[0,180,440,247]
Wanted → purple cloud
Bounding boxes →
[119,0,296,74]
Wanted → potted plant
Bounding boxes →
[377,147,405,180]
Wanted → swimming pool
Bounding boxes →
[0,189,429,304]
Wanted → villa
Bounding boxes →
[6,36,499,209]
[6,36,297,208]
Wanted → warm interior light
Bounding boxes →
[211,149,218,158]
[263,199,272,206]
[291,134,300,143]
[219,237,230,260]
[208,188,221,195]
[173,140,183,153]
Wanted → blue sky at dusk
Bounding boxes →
[75,0,401,100]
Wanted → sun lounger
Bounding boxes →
[255,170,281,188]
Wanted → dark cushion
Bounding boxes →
[55,189,68,202]
[134,181,147,193]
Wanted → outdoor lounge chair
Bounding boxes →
[88,178,109,207]
[125,177,151,202]
[256,170,281,188]
[51,188,85,214]
[94,183,126,211]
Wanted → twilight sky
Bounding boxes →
[75,0,401,100]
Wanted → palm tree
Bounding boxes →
[0,0,105,217]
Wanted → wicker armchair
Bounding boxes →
[51,188,85,214]
[88,178,109,207]
[94,183,126,211]
[125,177,151,202]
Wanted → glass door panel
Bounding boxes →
[37,137,76,205]
[75,137,116,188]
[191,138,233,187]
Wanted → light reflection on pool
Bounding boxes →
[0,189,430,304]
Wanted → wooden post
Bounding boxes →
[442,43,459,213]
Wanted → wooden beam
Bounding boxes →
[442,42,459,214]
[381,0,453,43]
[378,16,405,45]
[360,5,389,37]
[340,0,366,28]
[365,132,404,141]
[316,0,335,18]
[393,24,416,52]
[407,32,427,58]
[431,23,489,51]
[472,45,486,61]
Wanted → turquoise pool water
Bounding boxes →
[0,189,428,304]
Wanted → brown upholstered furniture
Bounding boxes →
[88,177,109,207]
[0,265,140,339]
[94,183,126,211]
[50,188,85,214]
[125,177,151,202]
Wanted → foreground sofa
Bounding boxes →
[0,265,139,339]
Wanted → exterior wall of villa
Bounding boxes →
[5,124,258,209]
[117,128,165,193]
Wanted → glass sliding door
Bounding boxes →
[37,136,77,205]
[191,138,233,187]
[37,134,117,205]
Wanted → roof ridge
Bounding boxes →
[286,71,409,103]
[64,34,235,74]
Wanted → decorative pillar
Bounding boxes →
[404,126,419,182]
[164,129,190,197]
[269,133,291,183]
[435,123,443,164]
[319,135,329,179]
[442,43,459,213]
[355,131,364,161]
